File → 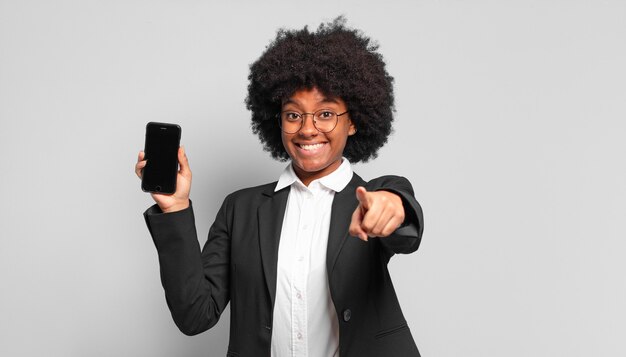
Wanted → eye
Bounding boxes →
[317,110,334,119]
[283,112,301,121]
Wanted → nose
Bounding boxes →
[298,114,318,136]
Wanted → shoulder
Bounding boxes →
[363,175,414,194]
[223,181,278,205]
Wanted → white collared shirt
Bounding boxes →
[271,159,353,357]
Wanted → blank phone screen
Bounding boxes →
[142,122,181,194]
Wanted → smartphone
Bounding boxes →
[141,122,181,194]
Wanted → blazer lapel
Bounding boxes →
[258,185,290,306]
[327,173,364,275]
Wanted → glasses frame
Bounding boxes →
[278,109,349,134]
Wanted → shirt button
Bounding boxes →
[343,309,352,322]
[297,332,302,340]
[296,292,302,299]
[302,225,308,230]
[297,256,304,262]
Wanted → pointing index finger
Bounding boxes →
[355,186,370,210]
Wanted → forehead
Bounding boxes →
[281,87,345,107]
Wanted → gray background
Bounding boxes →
[1,0,625,356]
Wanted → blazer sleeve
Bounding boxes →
[366,175,424,255]
[143,198,231,336]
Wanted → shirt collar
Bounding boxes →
[274,158,353,193]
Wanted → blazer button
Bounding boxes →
[343,309,352,322]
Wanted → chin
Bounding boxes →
[295,161,327,173]
[294,155,341,174]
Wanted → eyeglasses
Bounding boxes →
[279,109,349,134]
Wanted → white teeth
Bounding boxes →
[300,143,325,151]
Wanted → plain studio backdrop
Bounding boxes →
[1,0,624,356]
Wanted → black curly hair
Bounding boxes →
[245,16,395,163]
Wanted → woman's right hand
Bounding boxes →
[135,146,192,213]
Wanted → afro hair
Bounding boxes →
[245,16,395,163]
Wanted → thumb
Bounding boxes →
[355,186,370,210]
[178,146,191,177]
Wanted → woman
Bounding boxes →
[136,17,424,357]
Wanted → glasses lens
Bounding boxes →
[280,111,302,133]
[313,110,338,133]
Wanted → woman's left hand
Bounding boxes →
[349,186,405,241]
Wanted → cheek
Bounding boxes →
[281,133,295,155]
[332,130,351,151]
[281,133,289,149]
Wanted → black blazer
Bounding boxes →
[144,173,424,357]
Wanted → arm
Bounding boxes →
[137,147,230,335]
[144,199,231,336]
[350,175,424,254]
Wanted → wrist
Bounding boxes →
[160,199,190,213]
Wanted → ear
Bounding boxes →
[348,119,357,136]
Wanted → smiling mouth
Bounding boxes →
[297,143,326,151]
